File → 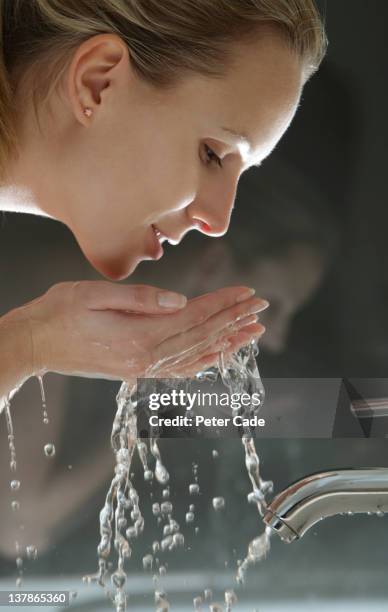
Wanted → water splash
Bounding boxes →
[4,397,17,472]
[215,342,273,585]
[83,339,271,610]
[37,376,49,425]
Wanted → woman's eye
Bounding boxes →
[204,144,223,168]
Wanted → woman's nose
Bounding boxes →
[189,179,238,237]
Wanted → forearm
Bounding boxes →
[0,309,34,411]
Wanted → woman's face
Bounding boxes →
[19,31,304,279]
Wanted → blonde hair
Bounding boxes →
[0,0,327,179]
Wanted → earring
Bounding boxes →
[83,107,93,117]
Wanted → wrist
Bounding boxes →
[0,309,34,403]
[0,304,48,379]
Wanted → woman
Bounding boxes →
[0,0,326,405]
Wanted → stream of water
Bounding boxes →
[2,337,272,610]
[82,339,273,611]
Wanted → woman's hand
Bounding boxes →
[5,281,268,384]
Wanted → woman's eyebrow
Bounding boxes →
[220,126,251,147]
[220,127,263,169]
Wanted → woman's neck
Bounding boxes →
[0,153,56,219]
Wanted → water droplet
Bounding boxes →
[212,450,219,459]
[125,526,137,540]
[225,588,238,609]
[142,554,153,571]
[161,536,173,552]
[160,501,173,515]
[11,500,20,511]
[155,590,170,611]
[204,588,213,600]
[193,595,203,610]
[185,512,195,523]
[152,503,161,516]
[212,496,225,511]
[163,525,172,537]
[44,443,55,457]
[26,546,38,560]
[111,570,126,589]
[155,461,169,485]
[10,480,20,491]
[173,533,184,547]
[189,483,200,495]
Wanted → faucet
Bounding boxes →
[263,468,388,543]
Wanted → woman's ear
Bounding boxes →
[65,33,130,126]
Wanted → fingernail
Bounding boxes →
[244,299,270,315]
[157,291,187,309]
[236,288,256,303]
[234,314,258,329]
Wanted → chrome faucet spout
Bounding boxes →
[263,468,388,543]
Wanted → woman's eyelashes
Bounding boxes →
[203,144,223,168]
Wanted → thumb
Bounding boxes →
[86,282,187,314]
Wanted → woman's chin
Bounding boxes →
[84,253,140,281]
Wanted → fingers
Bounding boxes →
[153,297,267,363]
[158,322,265,379]
[156,286,263,339]
[77,281,188,313]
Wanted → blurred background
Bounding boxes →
[1,0,388,609]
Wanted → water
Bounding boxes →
[212,497,225,511]
[26,545,38,561]
[185,512,195,524]
[225,589,238,610]
[4,398,17,472]
[37,375,49,425]
[216,342,273,585]
[10,479,20,491]
[43,443,55,457]
[3,376,56,587]
[3,338,270,609]
[193,595,203,610]
[81,339,271,610]
[204,589,213,600]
